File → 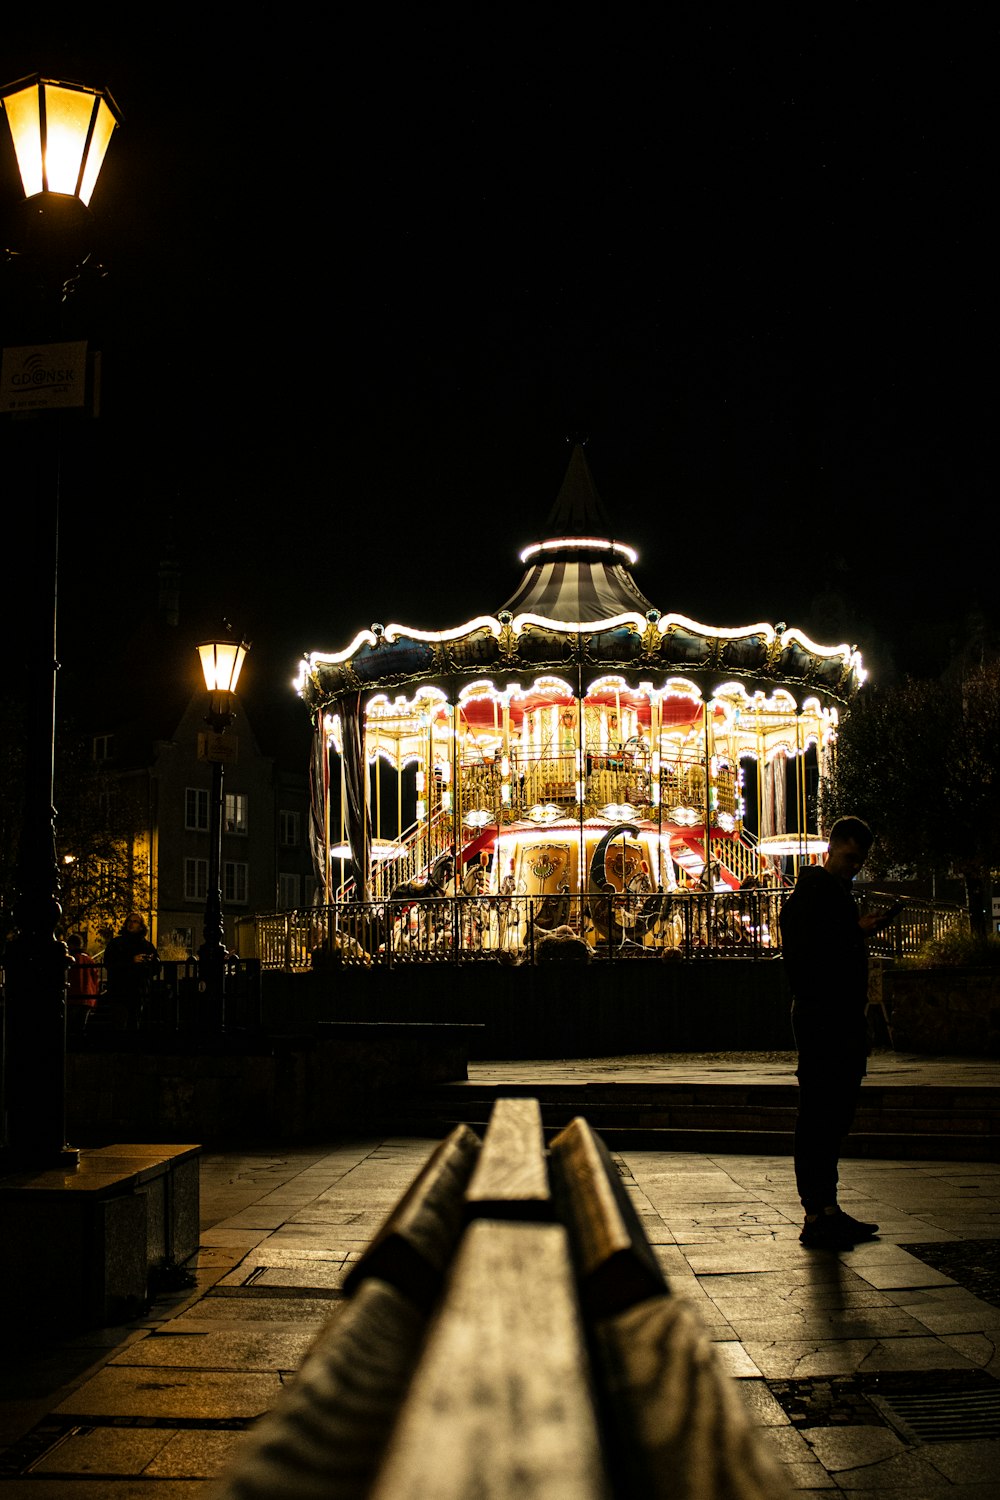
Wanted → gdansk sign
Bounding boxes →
[1,341,89,412]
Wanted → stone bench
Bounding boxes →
[212,1100,788,1498]
[0,1143,200,1332]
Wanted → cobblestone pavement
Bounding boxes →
[1,1100,998,1493]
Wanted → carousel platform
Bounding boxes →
[393,1052,1000,1162]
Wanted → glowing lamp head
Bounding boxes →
[1,74,120,205]
[197,638,249,695]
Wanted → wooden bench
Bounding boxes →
[213,1099,788,1499]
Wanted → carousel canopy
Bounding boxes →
[499,445,655,622]
[296,447,865,712]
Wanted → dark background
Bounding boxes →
[1,16,991,763]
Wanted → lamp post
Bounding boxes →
[196,637,249,1025]
[1,75,120,1169]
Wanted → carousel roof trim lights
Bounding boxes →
[297,447,867,715]
[519,537,639,566]
[382,616,503,646]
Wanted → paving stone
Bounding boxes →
[825,1446,975,1489]
[109,1325,318,1370]
[209,1208,290,1230]
[899,1296,1000,1335]
[853,1263,958,1290]
[728,1310,930,1341]
[53,1367,282,1421]
[182,1296,345,1324]
[737,1379,793,1426]
[922,1438,1000,1485]
[0,1481,200,1497]
[144,1429,246,1477]
[803,1424,907,1470]
[246,1263,358,1289]
[31,1426,174,1474]
[710,1341,762,1377]
[740,1337,977,1379]
[938,1334,1000,1370]
[757,1424,821,1462]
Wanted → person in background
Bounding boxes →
[104,913,160,1030]
[66,933,100,1035]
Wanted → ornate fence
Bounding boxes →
[236,890,966,971]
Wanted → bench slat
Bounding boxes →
[370,1219,611,1500]
[550,1115,667,1316]
[464,1096,552,1219]
[595,1295,792,1500]
[344,1123,481,1309]
[215,1277,428,1500]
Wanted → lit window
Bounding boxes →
[184,858,208,900]
[224,861,249,904]
[279,810,301,846]
[185,788,210,831]
[225,792,248,834]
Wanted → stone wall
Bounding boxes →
[885,969,1000,1055]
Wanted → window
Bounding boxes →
[279,809,300,846]
[278,872,301,909]
[224,861,249,904]
[184,858,208,900]
[185,787,210,831]
[225,792,248,834]
[92,733,115,762]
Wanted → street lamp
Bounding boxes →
[1,73,120,1170]
[1,74,121,283]
[196,637,250,1023]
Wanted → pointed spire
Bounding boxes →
[498,446,653,623]
[544,443,614,536]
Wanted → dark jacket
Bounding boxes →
[779,864,868,1052]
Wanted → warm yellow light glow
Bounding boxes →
[657,613,776,642]
[383,617,502,645]
[511,609,647,635]
[600,803,639,822]
[519,537,638,565]
[756,834,828,856]
[197,639,248,694]
[527,803,562,823]
[1,76,120,205]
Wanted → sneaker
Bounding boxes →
[830,1208,879,1241]
[799,1215,856,1250]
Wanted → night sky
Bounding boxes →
[1,18,991,762]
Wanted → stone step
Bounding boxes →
[394,1080,1000,1162]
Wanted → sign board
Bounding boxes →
[1,341,89,412]
[198,732,239,767]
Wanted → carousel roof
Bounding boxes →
[296,449,866,711]
[499,446,654,622]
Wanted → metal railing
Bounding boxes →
[237,888,967,971]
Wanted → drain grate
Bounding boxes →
[872,1387,1000,1444]
[766,1370,1000,1443]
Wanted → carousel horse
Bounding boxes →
[458,853,490,950]
[588,824,673,946]
[387,851,455,949]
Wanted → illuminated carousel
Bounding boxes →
[295,448,864,958]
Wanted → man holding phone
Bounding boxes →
[779,817,904,1249]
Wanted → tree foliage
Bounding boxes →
[0,703,150,947]
[822,663,1000,934]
